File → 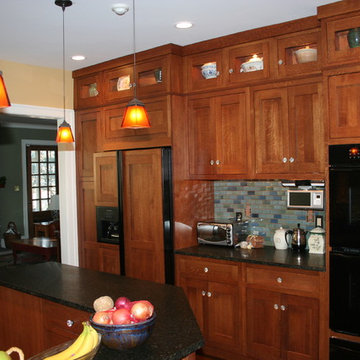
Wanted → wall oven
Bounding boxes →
[329,144,360,338]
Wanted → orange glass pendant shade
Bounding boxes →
[56,120,74,143]
[121,98,150,129]
[0,72,11,108]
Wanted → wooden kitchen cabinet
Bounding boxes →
[328,71,360,140]
[188,90,251,179]
[98,243,120,274]
[74,72,103,110]
[245,264,320,360]
[176,255,242,359]
[94,151,118,207]
[275,29,321,78]
[98,95,171,151]
[253,81,324,178]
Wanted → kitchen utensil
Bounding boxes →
[273,226,290,250]
[286,223,307,251]
[307,227,325,254]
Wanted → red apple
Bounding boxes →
[92,311,111,325]
[130,300,154,322]
[112,308,133,325]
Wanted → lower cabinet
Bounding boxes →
[176,255,243,359]
[176,255,322,360]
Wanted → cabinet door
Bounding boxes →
[206,281,241,352]
[99,244,120,275]
[188,97,217,176]
[103,65,133,104]
[123,148,165,283]
[74,73,103,110]
[254,88,289,175]
[76,110,100,179]
[328,72,360,139]
[215,92,250,176]
[288,83,324,174]
[281,294,319,360]
[94,152,118,207]
[246,288,281,360]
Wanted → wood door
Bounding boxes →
[75,109,100,180]
[246,288,282,360]
[74,73,103,110]
[122,148,165,283]
[188,97,216,176]
[254,87,289,175]
[93,152,118,207]
[281,294,319,360]
[288,83,324,175]
[206,281,241,353]
[103,65,133,104]
[215,92,250,176]
[0,286,44,357]
[328,72,360,139]
[99,244,120,275]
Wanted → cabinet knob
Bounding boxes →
[282,157,288,163]
[289,157,294,163]
[280,305,286,311]
[278,59,283,65]
[210,160,215,165]
[204,267,209,273]
[202,290,206,296]
[229,68,234,74]
[276,277,283,283]
[216,71,220,77]
[207,291,212,297]
[274,304,279,310]
[66,320,74,327]
[215,160,220,165]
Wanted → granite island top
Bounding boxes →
[0,262,204,360]
[175,245,326,272]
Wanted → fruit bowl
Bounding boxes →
[28,333,101,360]
[89,312,156,351]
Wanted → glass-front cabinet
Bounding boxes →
[74,73,103,109]
[103,65,134,103]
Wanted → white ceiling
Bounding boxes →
[0,0,335,72]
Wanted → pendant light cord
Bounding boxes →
[62,5,66,122]
[132,0,137,98]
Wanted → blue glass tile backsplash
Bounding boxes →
[214,181,325,246]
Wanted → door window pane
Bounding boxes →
[32,163,39,175]
[31,150,38,162]
[40,163,48,174]
[40,151,47,162]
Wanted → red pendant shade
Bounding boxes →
[56,120,74,143]
[121,98,151,129]
[0,72,11,108]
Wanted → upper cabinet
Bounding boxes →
[275,29,321,78]
[74,73,103,109]
[319,1,360,67]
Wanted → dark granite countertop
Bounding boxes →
[175,245,325,272]
[0,262,204,360]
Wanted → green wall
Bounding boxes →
[0,125,56,238]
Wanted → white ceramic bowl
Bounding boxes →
[240,59,263,73]
[201,62,217,79]
[294,48,317,63]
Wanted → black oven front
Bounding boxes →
[329,144,360,338]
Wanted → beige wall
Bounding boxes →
[0,59,73,109]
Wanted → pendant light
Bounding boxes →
[55,0,74,143]
[0,71,11,108]
[121,0,151,129]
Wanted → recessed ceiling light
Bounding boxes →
[72,55,86,61]
[175,21,193,29]
[112,3,129,16]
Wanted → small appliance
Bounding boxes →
[285,224,307,251]
[286,189,324,210]
[197,219,246,247]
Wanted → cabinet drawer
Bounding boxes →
[246,265,320,294]
[177,256,240,283]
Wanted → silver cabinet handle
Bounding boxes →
[274,304,279,310]
[289,157,294,163]
[276,277,283,283]
[204,267,209,273]
[216,71,220,77]
[201,290,206,296]
[215,160,220,165]
[66,320,74,327]
[210,160,214,165]
[207,292,212,297]
[280,305,286,311]
[282,157,287,163]
[229,68,234,74]
[278,59,283,65]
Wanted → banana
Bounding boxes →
[72,324,95,359]
[44,322,88,360]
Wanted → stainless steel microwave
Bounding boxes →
[287,189,324,210]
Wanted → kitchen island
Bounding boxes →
[0,262,203,359]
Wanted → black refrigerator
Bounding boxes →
[116,147,174,284]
